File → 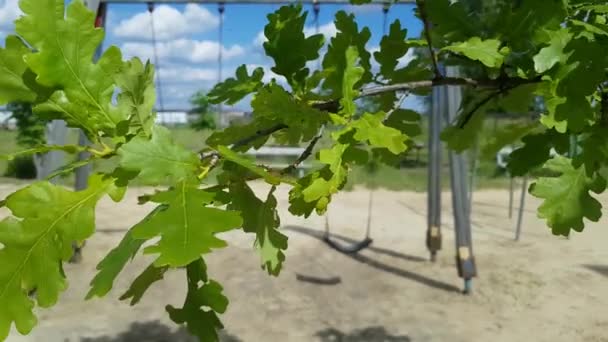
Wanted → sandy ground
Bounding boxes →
[2,180,608,342]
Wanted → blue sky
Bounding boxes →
[0,0,423,111]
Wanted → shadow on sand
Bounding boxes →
[284,225,461,293]
[79,320,241,342]
[316,326,411,342]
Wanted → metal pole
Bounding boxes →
[217,2,225,127]
[426,83,443,262]
[468,136,479,215]
[444,66,476,294]
[508,175,514,218]
[514,176,528,241]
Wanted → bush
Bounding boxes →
[4,155,37,179]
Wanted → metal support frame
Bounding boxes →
[514,176,528,241]
[444,67,476,294]
[426,84,443,262]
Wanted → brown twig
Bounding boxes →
[416,0,442,79]
[231,123,288,149]
[281,127,325,175]
[312,76,542,113]
[457,88,507,129]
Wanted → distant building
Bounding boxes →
[155,111,188,125]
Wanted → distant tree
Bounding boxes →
[8,101,45,147]
[189,90,217,130]
[5,102,46,179]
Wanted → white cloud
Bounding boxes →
[0,0,20,29]
[121,39,244,64]
[304,22,338,40]
[158,66,217,83]
[113,4,219,40]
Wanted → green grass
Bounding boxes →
[0,117,521,192]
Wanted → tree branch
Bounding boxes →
[281,127,325,175]
[312,76,542,113]
[456,90,503,128]
[416,0,442,79]
[231,123,288,149]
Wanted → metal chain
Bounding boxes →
[147,2,165,111]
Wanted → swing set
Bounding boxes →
[45,0,489,294]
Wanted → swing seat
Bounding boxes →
[323,235,373,254]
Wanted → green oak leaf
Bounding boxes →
[166,260,228,342]
[208,65,264,105]
[425,0,477,44]
[507,130,569,176]
[531,156,606,236]
[86,207,166,300]
[573,127,608,175]
[117,125,200,184]
[442,37,504,68]
[351,112,408,154]
[116,57,156,137]
[216,145,284,185]
[251,84,328,143]
[533,28,573,73]
[340,46,364,117]
[302,144,349,202]
[130,181,243,267]
[383,109,422,137]
[374,20,409,80]
[0,35,36,104]
[322,11,372,97]
[263,5,323,90]
[119,263,168,305]
[228,183,287,276]
[17,0,126,136]
[206,120,277,152]
[0,174,112,340]
[481,122,542,160]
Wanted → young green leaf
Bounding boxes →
[531,156,606,236]
[117,125,200,184]
[86,213,160,300]
[442,37,505,68]
[216,145,284,185]
[351,112,408,154]
[228,183,287,276]
[166,261,228,342]
[17,0,126,136]
[119,263,169,305]
[507,130,569,176]
[0,35,36,104]
[208,65,264,105]
[0,174,112,340]
[340,46,365,117]
[251,84,328,143]
[322,11,372,97]
[374,20,409,80]
[130,181,243,267]
[116,57,157,137]
[533,28,573,73]
[263,5,323,89]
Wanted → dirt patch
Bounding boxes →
[3,182,608,342]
